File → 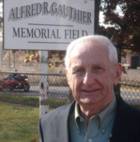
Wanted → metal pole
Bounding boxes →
[13,50,16,70]
[0,40,2,67]
[39,51,49,116]
[115,43,122,97]
[8,50,11,68]
[95,0,101,34]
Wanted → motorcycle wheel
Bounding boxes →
[23,84,30,92]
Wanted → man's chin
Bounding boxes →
[79,98,96,104]
[79,95,105,105]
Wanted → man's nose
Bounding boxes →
[83,72,95,85]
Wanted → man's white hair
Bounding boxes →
[64,35,118,69]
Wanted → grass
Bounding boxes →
[46,97,68,108]
[0,102,39,142]
[0,92,69,142]
[0,92,68,142]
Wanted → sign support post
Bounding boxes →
[0,40,2,66]
[39,51,49,116]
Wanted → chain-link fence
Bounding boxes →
[121,81,140,105]
[0,70,140,106]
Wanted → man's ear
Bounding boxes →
[113,63,122,85]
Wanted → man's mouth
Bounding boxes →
[82,89,100,93]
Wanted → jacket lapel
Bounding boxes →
[53,103,74,142]
[110,95,132,142]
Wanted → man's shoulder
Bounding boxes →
[40,103,74,142]
[41,103,73,123]
[113,96,140,140]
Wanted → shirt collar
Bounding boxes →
[98,95,116,127]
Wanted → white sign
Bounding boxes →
[4,0,95,50]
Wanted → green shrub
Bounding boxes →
[46,98,68,108]
[0,93,39,107]
[0,93,68,108]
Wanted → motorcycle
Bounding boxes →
[0,73,30,92]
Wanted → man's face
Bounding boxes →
[66,40,121,112]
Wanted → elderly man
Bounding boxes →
[40,35,140,142]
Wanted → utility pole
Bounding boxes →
[95,0,101,34]
[0,39,2,67]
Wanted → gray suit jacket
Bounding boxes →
[40,103,72,142]
[40,96,140,142]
